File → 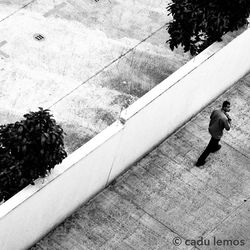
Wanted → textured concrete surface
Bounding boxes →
[30,72,250,249]
[0,0,244,154]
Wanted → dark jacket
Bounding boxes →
[208,109,230,139]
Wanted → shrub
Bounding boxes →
[0,148,24,202]
[0,108,67,202]
[167,0,250,55]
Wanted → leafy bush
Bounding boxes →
[0,148,24,202]
[0,108,67,202]
[167,0,250,55]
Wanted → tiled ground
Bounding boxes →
[30,73,250,249]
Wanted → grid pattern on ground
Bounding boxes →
[30,73,250,250]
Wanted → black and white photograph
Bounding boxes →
[0,0,250,249]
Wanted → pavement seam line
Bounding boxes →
[223,140,250,160]
[164,150,234,201]
[203,196,250,238]
[47,23,167,109]
[0,0,37,23]
[113,189,189,246]
[156,127,249,210]
[142,161,237,234]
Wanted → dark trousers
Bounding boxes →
[197,137,220,163]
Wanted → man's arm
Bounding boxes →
[223,114,231,131]
[210,110,215,119]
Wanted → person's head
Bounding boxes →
[222,100,231,112]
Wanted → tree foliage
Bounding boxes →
[167,0,250,55]
[0,108,67,202]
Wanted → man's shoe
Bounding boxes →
[211,145,221,153]
[195,160,206,167]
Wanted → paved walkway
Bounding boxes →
[31,73,250,250]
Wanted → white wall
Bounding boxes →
[1,28,250,250]
[0,122,124,250]
[108,28,250,182]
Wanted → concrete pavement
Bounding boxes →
[1,1,249,249]
[30,72,250,249]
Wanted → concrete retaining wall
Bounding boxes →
[1,28,250,250]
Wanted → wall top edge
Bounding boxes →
[0,121,123,218]
[120,28,250,122]
[1,26,250,219]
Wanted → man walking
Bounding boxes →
[195,101,231,167]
